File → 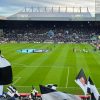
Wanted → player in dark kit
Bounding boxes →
[0,50,13,97]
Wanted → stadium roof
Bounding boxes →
[7,7,95,21]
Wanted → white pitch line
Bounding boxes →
[66,67,69,88]
[13,77,21,85]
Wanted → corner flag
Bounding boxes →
[75,69,87,95]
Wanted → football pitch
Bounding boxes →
[1,43,100,94]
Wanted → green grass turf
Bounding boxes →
[0,43,100,94]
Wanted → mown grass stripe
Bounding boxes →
[25,44,63,85]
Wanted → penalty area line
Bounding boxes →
[66,67,69,88]
[12,77,22,85]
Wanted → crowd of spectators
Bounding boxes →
[0,21,100,43]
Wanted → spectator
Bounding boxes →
[29,86,38,100]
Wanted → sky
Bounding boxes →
[0,0,95,17]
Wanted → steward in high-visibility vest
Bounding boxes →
[30,87,38,100]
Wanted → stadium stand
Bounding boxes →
[0,21,100,44]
